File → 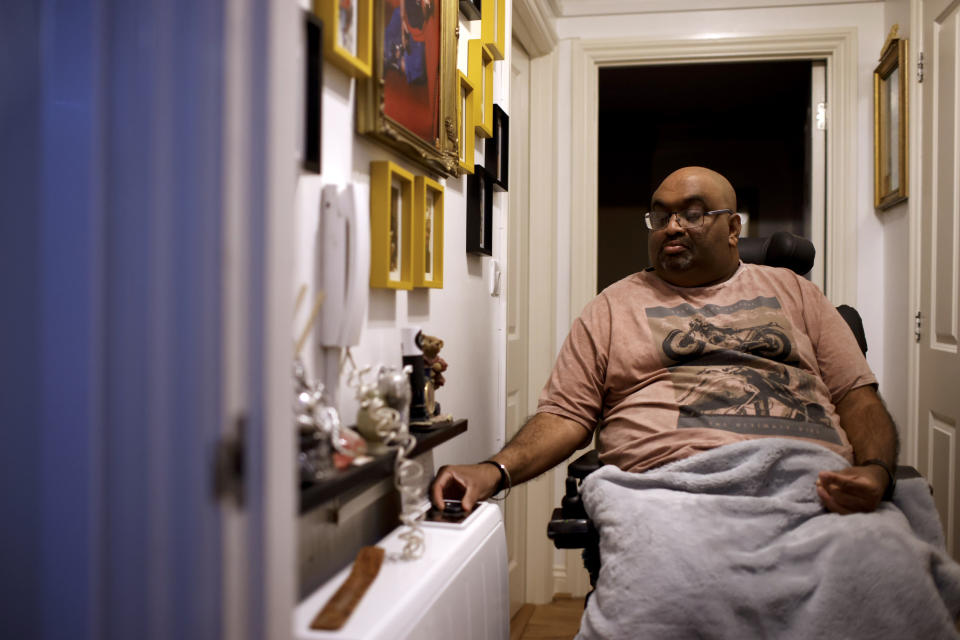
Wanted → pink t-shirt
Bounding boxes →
[537,263,876,473]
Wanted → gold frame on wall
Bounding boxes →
[457,70,476,175]
[370,161,414,289]
[481,0,505,60]
[873,30,908,210]
[314,0,373,78]
[469,39,494,139]
[414,176,444,288]
[357,0,460,176]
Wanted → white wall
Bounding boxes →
[879,0,913,447]
[551,3,891,391]
[294,5,511,468]
[294,3,513,598]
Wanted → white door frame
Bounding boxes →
[513,0,563,604]
[567,29,861,322]
[905,0,928,476]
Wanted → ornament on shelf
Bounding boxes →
[420,334,448,416]
[346,353,427,561]
[294,357,367,481]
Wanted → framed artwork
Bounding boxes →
[414,176,444,287]
[357,0,460,176]
[468,39,494,139]
[302,12,322,173]
[485,104,508,191]
[873,31,908,210]
[467,164,493,255]
[459,0,480,20]
[456,70,476,174]
[370,161,414,289]
[481,0,505,60]
[315,0,373,77]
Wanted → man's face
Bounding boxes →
[647,169,741,287]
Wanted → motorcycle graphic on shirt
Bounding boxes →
[644,296,841,444]
[661,317,792,361]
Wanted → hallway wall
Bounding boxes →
[295,3,511,472]
[879,0,913,460]
[294,0,512,593]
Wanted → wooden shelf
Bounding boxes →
[299,418,467,514]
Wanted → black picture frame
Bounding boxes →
[467,164,493,255]
[302,11,322,174]
[460,0,481,20]
[485,104,508,191]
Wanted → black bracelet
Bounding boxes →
[480,460,511,500]
[862,458,896,501]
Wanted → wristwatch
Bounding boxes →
[862,458,896,501]
[480,459,512,499]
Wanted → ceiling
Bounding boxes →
[556,0,878,17]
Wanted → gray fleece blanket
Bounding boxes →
[576,438,960,640]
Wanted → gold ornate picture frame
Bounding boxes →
[457,70,476,175]
[873,31,908,210]
[357,0,460,176]
[315,0,373,78]
[370,161,414,289]
[414,176,444,288]
[469,39,494,139]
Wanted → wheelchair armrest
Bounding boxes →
[568,449,602,479]
[547,507,597,549]
[896,465,920,480]
[895,465,932,495]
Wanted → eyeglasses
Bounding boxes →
[644,209,733,231]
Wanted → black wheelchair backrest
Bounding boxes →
[739,231,815,276]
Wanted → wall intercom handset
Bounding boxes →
[319,184,370,349]
[317,184,370,404]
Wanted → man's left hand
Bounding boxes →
[816,465,888,514]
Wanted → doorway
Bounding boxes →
[567,31,860,321]
[597,60,821,291]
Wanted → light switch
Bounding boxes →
[489,259,502,297]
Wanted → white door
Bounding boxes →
[506,39,531,618]
[917,0,960,558]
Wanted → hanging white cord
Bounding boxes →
[345,350,426,561]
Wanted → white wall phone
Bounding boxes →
[317,183,370,404]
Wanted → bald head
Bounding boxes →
[651,166,737,213]
[646,166,741,287]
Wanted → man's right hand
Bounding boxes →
[429,413,588,513]
[430,463,502,513]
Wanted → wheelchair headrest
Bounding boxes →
[738,231,815,276]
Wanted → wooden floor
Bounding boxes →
[510,595,585,640]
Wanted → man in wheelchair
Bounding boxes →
[432,167,960,638]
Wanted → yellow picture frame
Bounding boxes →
[873,33,908,210]
[481,0,505,60]
[469,39,494,139]
[314,0,373,78]
[457,71,476,175]
[370,161,414,289]
[414,176,444,288]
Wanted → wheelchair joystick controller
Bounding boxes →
[561,477,587,519]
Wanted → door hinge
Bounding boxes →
[214,414,246,507]
[918,52,925,83]
[816,102,827,130]
[915,310,922,342]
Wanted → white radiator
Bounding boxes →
[295,502,509,640]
